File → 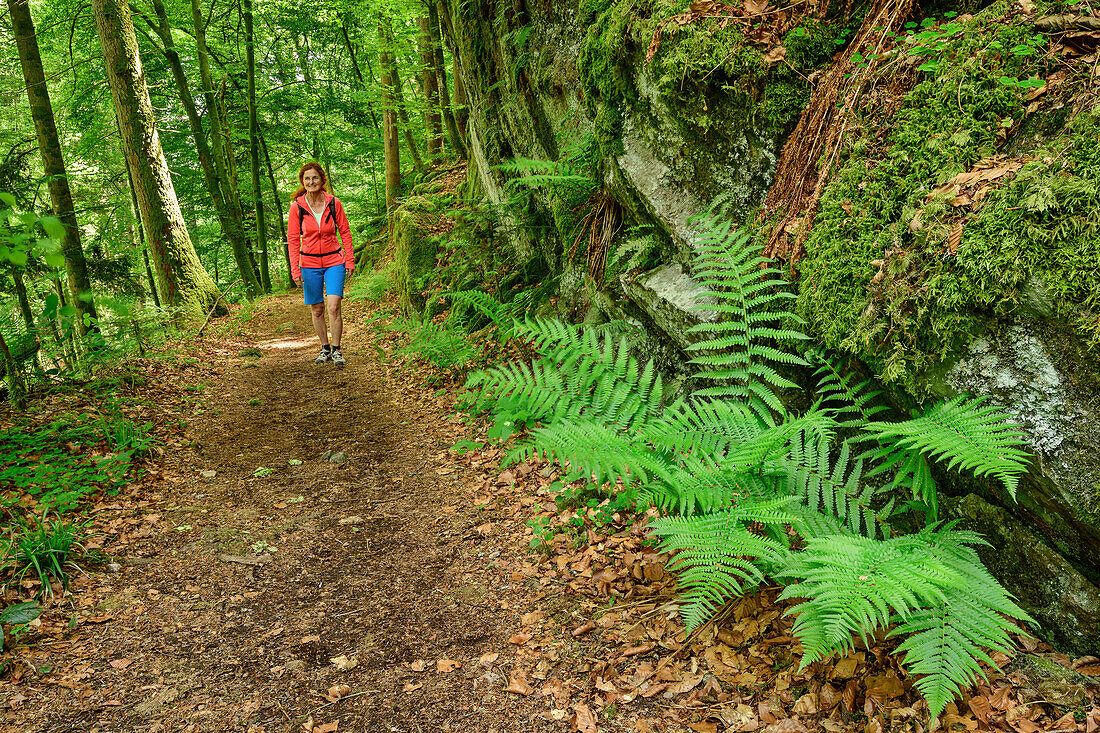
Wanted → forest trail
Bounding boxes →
[21,293,557,733]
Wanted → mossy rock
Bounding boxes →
[392,208,440,314]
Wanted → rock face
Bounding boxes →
[439,0,1100,653]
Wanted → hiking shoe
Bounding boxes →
[331,349,346,366]
[315,348,332,364]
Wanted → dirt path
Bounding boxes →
[20,294,559,733]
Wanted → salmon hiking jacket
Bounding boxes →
[286,192,354,282]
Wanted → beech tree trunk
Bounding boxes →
[431,3,467,159]
[379,22,401,226]
[260,133,294,288]
[417,12,444,159]
[92,0,220,319]
[243,0,270,292]
[189,0,262,297]
[381,18,425,174]
[8,0,99,338]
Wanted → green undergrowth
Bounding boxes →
[577,0,844,154]
[796,1,1100,391]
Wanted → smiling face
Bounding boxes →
[303,170,323,193]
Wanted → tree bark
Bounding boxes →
[453,54,469,151]
[188,0,262,297]
[260,132,293,288]
[92,0,220,319]
[242,0,270,292]
[417,12,443,159]
[381,18,425,174]
[145,0,259,298]
[379,21,401,227]
[8,0,98,338]
[431,3,467,159]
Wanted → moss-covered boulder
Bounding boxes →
[392,200,440,314]
[440,0,1100,651]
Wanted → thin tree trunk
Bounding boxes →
[242,0,270,292]
[188,0,261,297]
[453,54,469,150]
[121,154,160,306]
[417,12,443,159]
[340,21,380,133]
[260,132,293,288]
[8,0,98,338]
[92,0,220,319]
[0,331,27,408]
[431,3,467,159]
[146,0,258,299]
[379,21,401,226]
[293,30,315,85]
[381,19,425,174]
[10,269,45,378]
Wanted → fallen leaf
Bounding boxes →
[793,693,818,715]
[504,672,535,695]
[763,46,786,64]
[688,722,718,733]
[521,611,544,626]
[329,655,358,672]
[769,719,808,733]
[478,652,500,666]
[436,659,460,672]
[509,632,532,645]
[744,0,767,14]
[573,702,597,733]
[324,684,351,703]
[572,621,596,637]
[403,682,422,692]
[410,660,426,672]
[314,722,338,733]
[109,659,132,669]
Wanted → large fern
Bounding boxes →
[650,498,798,632]
[684,207,810,418]
[779,525,1030,721]
[863,395,1030,502]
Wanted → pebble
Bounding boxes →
[285,659,306,672]
[106,562,122,573]
[200,470,216,479]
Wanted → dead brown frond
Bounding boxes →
[567,192,623,284]
[763,0,921,265]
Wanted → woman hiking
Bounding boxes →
[287,162,354,365]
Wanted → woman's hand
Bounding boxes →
[293,277,302,287]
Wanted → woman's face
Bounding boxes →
[303,169,323,193]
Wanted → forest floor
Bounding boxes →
[1,292,1098,733]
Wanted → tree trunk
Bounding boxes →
[8,0,99,338]
[431,3,467,159]
[0,331,27,408]
[340,21,380,133]
[381,18,425,174]
[379,21,401,227]
[243,0,270,292]
[118,136,160,306]
[188,0,262,297]
[260,132,293,288]
[146,0,259,299]
[92,0,220,319]
[10,269,46,378]
[453,54,469,151]
[417,12,443,159]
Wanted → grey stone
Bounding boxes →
[328,451,348,464]
[623,263,716,350]
[285,659,306,672]
[942,492,1100,655]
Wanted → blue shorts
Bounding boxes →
[302,265,346,305]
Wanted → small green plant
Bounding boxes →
[250,540,274,554]
[6,514,87,595]
[393,317,478,380]
[526,517,555,556]
[252,467,274,478]
[0,601,43,651]
[248,398,262,406]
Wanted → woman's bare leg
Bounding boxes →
[326,295,343,347]
[310,302,329,345]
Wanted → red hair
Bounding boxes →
[291,162,328,200]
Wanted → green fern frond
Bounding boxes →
[651,498,797,631]
[810,350,889,430]
[678,211,809,418]
[865,447,938,520]
[781,430,894,539]
[512,418,674,491]
[647,466,782,516]
[889,527,1031,722]
[863,396,1031,500]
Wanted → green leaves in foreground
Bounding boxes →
[778,525,1030,721]
[0,601,43,651]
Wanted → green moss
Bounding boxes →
[577,0,843,150]
[795,6,1100,393]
